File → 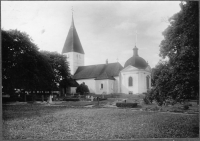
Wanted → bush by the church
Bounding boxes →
[76,82,89,95]
[116,102,137,108]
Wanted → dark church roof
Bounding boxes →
[124,46,148,69]
[73,62,123,80]
[95,72,115,80]
[62,16,84,54]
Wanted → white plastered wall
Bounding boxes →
[138,71,151,93]
[77,77,119,94]
[95,79,115,94]
[95,80,108,94]
[120,65,151,94]
[63,52,84,75]
[120,71,139,94]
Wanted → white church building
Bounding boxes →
[62,15,151,95]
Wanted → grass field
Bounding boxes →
[3,104,199,139]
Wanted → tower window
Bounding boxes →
[128,77,133,86]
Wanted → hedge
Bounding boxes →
[116,102,137,108]
[99,97,107,101]
[64,98,80,101]
[94,97,107,101]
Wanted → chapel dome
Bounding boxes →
[124,46,148,69]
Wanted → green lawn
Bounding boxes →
[3,105,199,139]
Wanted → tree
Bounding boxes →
[40,51,71,90]
[76,82,89,95]
[152,1,199,104]
[150,61,173,105]
[2,29,54,95]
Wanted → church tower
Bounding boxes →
[62,14,85,75]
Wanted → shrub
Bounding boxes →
[143,90,154,104]
[99,97,107,101]
[94,97,107,101]
[116,102,137,108]
[183,104,190,110]
[76,82,89,95]
[172,109,183,113]
[171,100,177,105]
[143,96,151,104]
[151,106,160,111]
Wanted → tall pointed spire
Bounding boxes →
[71,6,75,28]
[72,6,74,16]
[62,8,85,54]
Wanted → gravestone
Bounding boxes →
[48,95,53,103]
[91,96,94,101]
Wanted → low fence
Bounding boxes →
[3,92,146,103]
[2,92,60,103]
[85,93,145,99]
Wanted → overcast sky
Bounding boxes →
[2,1,181,68]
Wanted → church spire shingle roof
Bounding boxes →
[62,14,85,54]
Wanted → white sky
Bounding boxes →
[1,1,181,68]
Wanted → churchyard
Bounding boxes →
[2,1,199,140]
[3,94,199,139]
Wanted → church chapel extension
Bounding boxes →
[62,14,151,95]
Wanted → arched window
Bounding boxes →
[101,83,103,89]
[128,77,133,86]
[146,75,150,89]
